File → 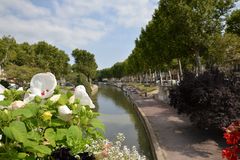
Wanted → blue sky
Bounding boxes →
[0,0,158,69]
[0,0,239,69]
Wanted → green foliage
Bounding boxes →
[0,87,105,159]
[78,73,92,95]
[208,33,240,68]
[99,0,237,78]
[5,64,43,86]
[226,9,240,36]
[72,49,98,81]
[0,37,70,81]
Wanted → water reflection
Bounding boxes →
[93,85,153,159]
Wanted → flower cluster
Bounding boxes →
[0,72,103,159]
[223,120,240,160]
[86,133,146,160]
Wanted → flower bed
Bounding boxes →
[0,73,146,159]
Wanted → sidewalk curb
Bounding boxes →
[128,94,167,160]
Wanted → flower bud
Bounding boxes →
[9,101,25,110]
[42,111,52,121]
[58,105,72,121]
[49,94,61,103]
[69,95,75,104]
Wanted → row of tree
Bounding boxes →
[98,0,240,82]
[0,36,98,91]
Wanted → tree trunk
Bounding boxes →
[159,70,163,86]
[168,70,172,80]
[178,58,183,80]
[195,51,202,75]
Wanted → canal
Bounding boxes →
[93,85,153,159]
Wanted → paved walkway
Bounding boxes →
[129,92,225,160]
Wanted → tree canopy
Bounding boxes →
[98,0,239,80]
[72,49,98,82]
[226,9,240,36]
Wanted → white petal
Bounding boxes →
[69,95,75,104]
[42,90,54,99]
[29,87,41,96]
[30,72,57,99]
[0,84,6,94]
[74,85,95,108]
[58,105,72,115]
[17,87,23,91]
[23,93,36,103]
[0,95,5,101]
[49,94,61,103]
[58,105,72,121]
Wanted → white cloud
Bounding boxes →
[0,0,157,51]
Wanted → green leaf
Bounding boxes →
[66,91,73,98]
[56,129,67,141]
[2,127,14,140]
[32,145,51,155]
[12,108,33,118]
[24,140,39,147]
[17,152,27,159]
[10,121,27,142]
[66,125,82,146]
[57,95,68,105]
[90,118,105,132]
[0,110,11,121]
[27,130,41,142]
[25,103,40,115]
[44,128,56,147]
[12,103,40,119]
[0,100,11,106]
[50,118,65,127]
[34,96,42,103]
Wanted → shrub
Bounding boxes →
[169,69,240,129]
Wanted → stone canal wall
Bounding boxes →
[124,87,166,160]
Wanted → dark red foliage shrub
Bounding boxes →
[169,69,240,129]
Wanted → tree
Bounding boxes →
[226,9,240,36]
[208,33,240,69]
[5,64,43,86]
[33,41,69,79]
[0,36,18,67]
[72,49,98,82]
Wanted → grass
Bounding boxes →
[128,82,158,93]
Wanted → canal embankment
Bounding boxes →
[123,85,223,160]
[95,85,154,159]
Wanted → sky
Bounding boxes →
[0,1,239,70]
[0,0,158,69]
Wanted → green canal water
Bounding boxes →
[93,85,153,159]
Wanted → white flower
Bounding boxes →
[17,87,23,91]
[8,100,25,110]
[24,72,57,103]
[68,95,75,104]
[0,84,6,94]
[49,94,61,103]
[74,85,95,108]
[0,84,6,101]
[0,134,2,140]
[58,105,72,121]
[0,95,5,101]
